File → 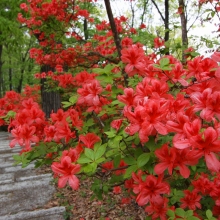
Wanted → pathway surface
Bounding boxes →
[0,132,65,220]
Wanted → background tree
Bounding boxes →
[0,0,38,97]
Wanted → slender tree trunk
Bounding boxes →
[84,18,88,40]
[178,0,188,62]
[0,44,3,98]
[40,65,61,118]
[17,67,24,93]
[165,0,169,55]
[33,33,61,118]
[104,0,121,57]
[140,0,148,25]
[151,0,170,54]
[8,55,12,91]
[130,1,135,28]
[104,0,129,86]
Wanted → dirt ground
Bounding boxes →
[39,166,146,220]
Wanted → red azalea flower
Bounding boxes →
[79,133,101,148]
[180,190,202,210]
[154,37,165,48]
[111,119,123,131]
[113,186,122,194]
[132,174,170,206]
[121,45,146,76]
[154,144,200,178]
[145,197,168,220]
[51,156,80,190]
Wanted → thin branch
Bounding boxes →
[151,0,165,22]
[104,0,122,57]
[140,0,149,25]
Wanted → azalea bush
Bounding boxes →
[2,0,220,219]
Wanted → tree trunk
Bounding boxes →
[178,0,188,62]
[151,0,170,54]
[17,56,26,93]
[140,0,148,25]
[0,43,3,98]
[8,55,12,91]
[17,68,24,93]
[84,19,89,40]
[104,0,121,57]
[33,33,61,118]
[164,0,169,55]
[104,0,129,86]
[40,65,61,118]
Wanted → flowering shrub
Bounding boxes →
[4,51,220,219]
[2,0,220,219]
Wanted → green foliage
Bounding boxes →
[154,57,172,71]
[167,208,200,220]
[0,110,16,124]
[169,189,184,205]
[205,210,217,220]
[62,94,78,108]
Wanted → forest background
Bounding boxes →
[0,0,219,97]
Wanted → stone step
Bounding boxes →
[0,173,52,186]
[0,132,66,219]
[0,163,35,175]
[0,206,65,220]
[0,178,56,215]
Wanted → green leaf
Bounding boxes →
[137,153,150,168]
[185,210,193,217]
[61,101,72,108]
[77,155,93,164]
[123,156,136,165]
[94,142,103,152]
[106,149,119,157]
[175,208,185,217]
[187,217,200,220]
[167,209,175,217]
[85,148,95,160]
[90,162,97,173]
[206,210,213,219]
[114,135,122,142]
[159,57,169,67]
[83,164,94,173]
[92,68,105,74]
[84,118,94,127]
[13,153,31,168]
[111,100,123,105]
[105,131,116,138]
[96,75,113,84]
[69,95,78,104]
[95,157,105,164]
[108,139,119,148]
[162,66,172,71]
[6,110,16,118]
[94,145,106,160]
[113,154,121,168]
[191,165,196,172]
[124,165,138,179]
[103,185,109,193]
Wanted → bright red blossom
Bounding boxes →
[180,190,202,210]
[154,144,200,178]
[51,156,80,190]
[132,173,170,206]
[79,133,101,149]
[10,124,39,151]
[121,45,146,76]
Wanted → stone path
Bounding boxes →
[0,132,65,220]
